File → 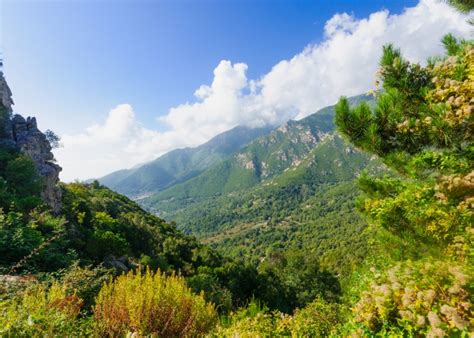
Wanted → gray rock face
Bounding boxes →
[0,72,62,213]
[103,255,130,272]
[0,72,13,113]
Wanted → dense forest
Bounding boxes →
[0,4,472,336]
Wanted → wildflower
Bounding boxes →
[427,327,446,338]
[428,312,441,328]
[416,315,426,327]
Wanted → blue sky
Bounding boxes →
[2,0,416,132]
[0,0,469,180]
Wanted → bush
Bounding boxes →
[0,210,75,273]
[277,297,345,336]
[212,300,277,337]
[353,259,473,336]
[93,268,217,336]
[213,297,345,337]
[0,281,92,336]
[0,149,42,212]
[186,272,233,313]
[55,262,113,312]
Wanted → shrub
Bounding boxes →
[276,297,345,336]
[56,262,113,312]
[0,281,91,336]
[93,268,217,337]
[213,298,344,337]
[211,300,277,337]
[0,210,75,273]
[186,272,233,313]
[353,259,473,336]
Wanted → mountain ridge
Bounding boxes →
[143,94,374,209]
[98,125,274,197]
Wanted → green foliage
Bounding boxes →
[0,148,42,212]
[61,182,221,274]
[0,210,75,273]
[0,281,92,336]
[44,129,61,149]
[212,300,278,337]
[446,0,474,13]
[0,105,10,138]
[335,37,473,335]
[93,268,217,337]
[186,273,233,313]
[54,262,113,312]
[213,298,345,337]
[277,297,345,336]
[258,250,341,312]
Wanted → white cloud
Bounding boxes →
[56,0,471,181]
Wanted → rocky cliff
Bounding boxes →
[0,71,62,212]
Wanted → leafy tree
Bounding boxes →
[258,250,341,312]
[0,148,43,212]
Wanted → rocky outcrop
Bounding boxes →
[103,255,130,272]
[0,72,13,113]
[0,71,62,213]
[11,115,62,212]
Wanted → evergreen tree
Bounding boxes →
[335,36,473,335]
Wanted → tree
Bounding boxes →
[335,35,473,335]
[44,129,61,149]
[446,0,474,13]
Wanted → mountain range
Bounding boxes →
[98,125,274,198]
[98,94,384,270]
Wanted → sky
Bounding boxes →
[0,0,471,181]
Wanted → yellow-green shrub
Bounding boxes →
[0,281,91,336]
[211,301,277,337]
[276,297,344,336]
[212,298,344,337]
[93,268,217,337]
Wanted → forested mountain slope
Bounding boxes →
[143,94,374,211]
[139,96,379,261]
[0,70,344,335]
[150,133,385,274]
[1,28,471,336]
[98,125,273,197]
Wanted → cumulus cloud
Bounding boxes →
[57,0,471,181]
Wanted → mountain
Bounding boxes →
[0,71,301,317]
[140,94,384,273]
[142,94,375,212]
[98,125,274,198]
[0,70,224,276]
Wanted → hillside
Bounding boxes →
[146,133,385,274]
[0,72,312,317]
[1,25,472,337]
[134,94,386,276]
[144,94,374,207]
[0,70,345,334]
[142,95,377,232]
[98,125,273,197]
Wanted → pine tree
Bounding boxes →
[335,35,473,335]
